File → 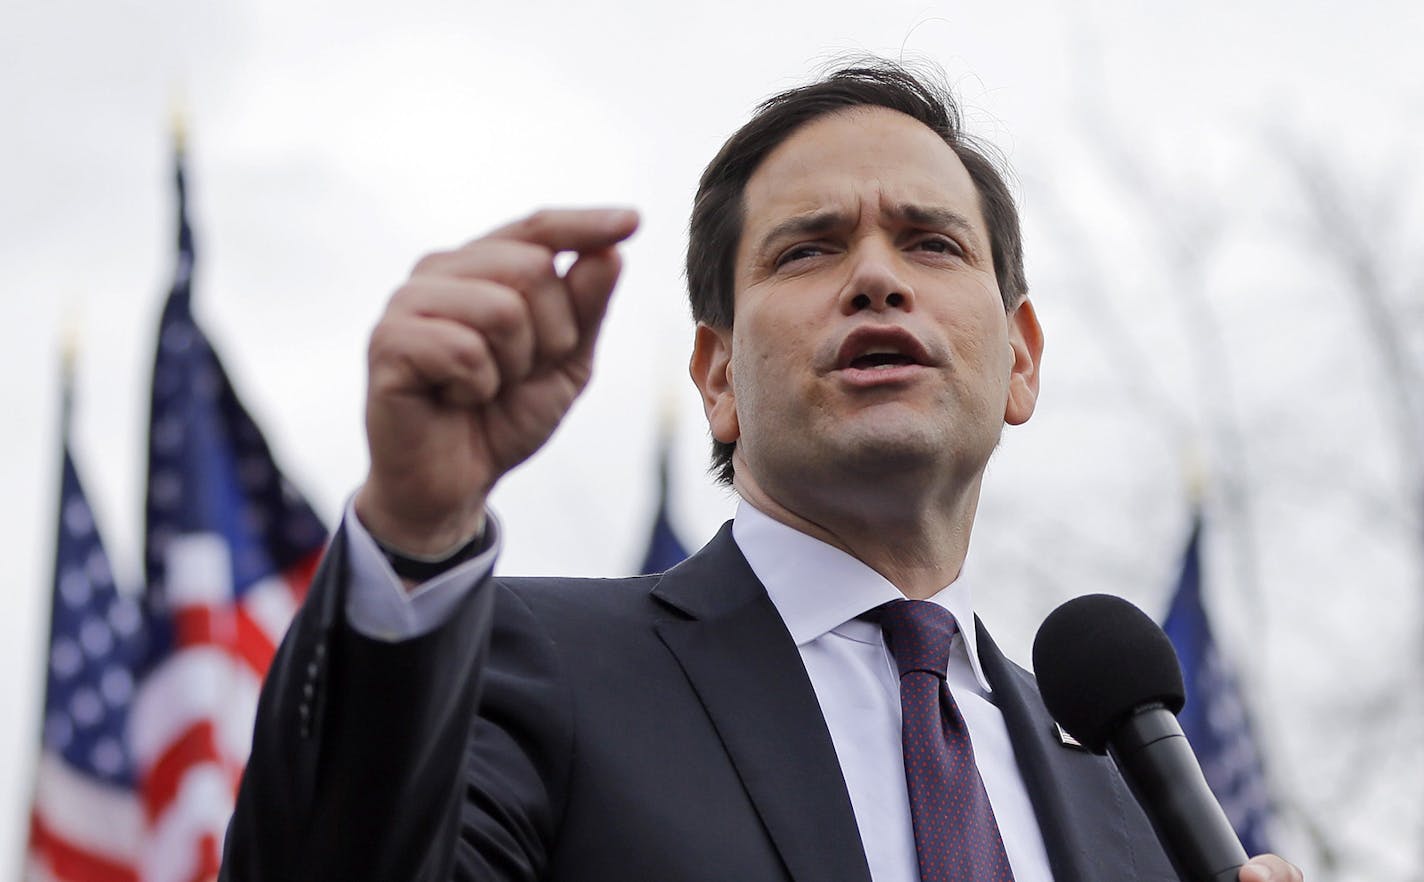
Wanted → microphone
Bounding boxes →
[1032,594,1249,882]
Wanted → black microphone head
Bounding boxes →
[1031,593,1185,754]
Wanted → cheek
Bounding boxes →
[736,308,800,375]
[946,311,992,358]
[945,311,1012,391]
[732,318,815,416]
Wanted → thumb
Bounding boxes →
[1239,864,1270,882]
[1238,856,1301,882]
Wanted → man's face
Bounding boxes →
[692,107,1041,499]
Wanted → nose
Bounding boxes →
[840,240,913,315]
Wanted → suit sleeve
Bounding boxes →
[220,524,574,882]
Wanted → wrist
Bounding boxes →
[372,523,489,582]
[353,482,488,557]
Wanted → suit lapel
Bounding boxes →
[652,526,873,882]
[975,621,1175,882]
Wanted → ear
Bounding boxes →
[1004,297,1043,426]
[690,322,740,444]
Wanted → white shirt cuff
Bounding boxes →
[342,497,500,642]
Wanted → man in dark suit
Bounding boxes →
[221,62,1302,881]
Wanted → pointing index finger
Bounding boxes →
[489,207,640,254]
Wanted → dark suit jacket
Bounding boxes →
[221,523,1176,881]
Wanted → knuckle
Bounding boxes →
[523,208,555,238]
[411,250,452,276]
[387,282,422,312]
[543,320,579,357]
[468,361,501,400]
[481,291,530,335]
[367,319,400,362]
[501,241,556,288]
[448,331,490,376]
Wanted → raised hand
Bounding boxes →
[355,208,639,556]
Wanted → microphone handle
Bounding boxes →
[1108,706,1249,882]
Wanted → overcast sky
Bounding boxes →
[3,0,1422,876]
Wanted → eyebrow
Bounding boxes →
[755,210,851,253]
[752,202,983,258]
[887,203,978,240]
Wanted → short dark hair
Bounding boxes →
[686,58,1028,485]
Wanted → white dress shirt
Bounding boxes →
[732,502,1052,882]
[342,499,1053,881]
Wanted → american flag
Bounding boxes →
[128,144,328,882]
[27,377,149,882]
[1162,513,1275,857]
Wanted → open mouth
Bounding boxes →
[849,350,917,370]
[836,327,934,373]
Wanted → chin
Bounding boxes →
[825,424,950,477]
[835,415,1000,481]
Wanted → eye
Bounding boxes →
[775,243,828,267]
[912,235,964,257]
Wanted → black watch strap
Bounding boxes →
[375,527,487,582]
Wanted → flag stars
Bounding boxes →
[100,666,134,706]
[69,688,104,728]
[162,321,195,353]
[79,616,114,658]
[108,598,143,638]
[90,738,125,777]
[64,498,94,536]
[50,639,83,679]
[59,568,92,608]
[98,666,133,706]
[85,547,112,586]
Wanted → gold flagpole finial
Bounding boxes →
[169,89,189,154]
[59,305,81,384]
[1182,441,1208,508]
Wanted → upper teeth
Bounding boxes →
[863,347,901,356]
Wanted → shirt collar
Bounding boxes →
[731,500,993,693]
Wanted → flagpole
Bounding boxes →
[20,329,80,882]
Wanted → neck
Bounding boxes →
[733,461,983,600]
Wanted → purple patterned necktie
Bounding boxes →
[880,599,1016,882]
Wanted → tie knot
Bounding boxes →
[879,599,958,678]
